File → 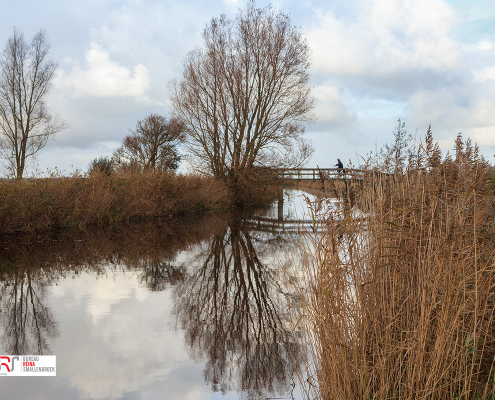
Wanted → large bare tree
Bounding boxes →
[0,28,66,179]
[169,2,315,181]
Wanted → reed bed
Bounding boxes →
[295,134,495,399]
[0,172,230,234]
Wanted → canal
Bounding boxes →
[0,189,324,399]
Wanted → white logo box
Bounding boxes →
[0,356,56,376]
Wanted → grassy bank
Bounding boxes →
[0,172,231,234]
[296,136,495,399]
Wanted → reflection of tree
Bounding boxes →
[173,221,295,398]
[0,269,58,355]
[137,260,186,292]
[0,213,227,355]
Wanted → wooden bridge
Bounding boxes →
[277,168,364,182]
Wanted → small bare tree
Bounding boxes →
[112,113,184,173]
[169,1,315,181]
[0,28,66,179]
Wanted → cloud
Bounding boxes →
[49,269,208,400]
[224,0,240,7]
[301,0,495,163]
[55,42,157,103]
[409,81,495,147]
[23,0,495,174]
[312,84,356,128]
[307,0,461,93]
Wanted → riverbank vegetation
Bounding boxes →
[296,132,495,399]
[0,172,230,234]
[0,168,280,235]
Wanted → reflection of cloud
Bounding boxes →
[50,269,206,400]
[55,43,160,104]
[52,271,150,324]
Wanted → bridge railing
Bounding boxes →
[277,168,364,181]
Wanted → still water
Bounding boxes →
[0,190,323,400]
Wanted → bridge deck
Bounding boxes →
[278,168,364,181]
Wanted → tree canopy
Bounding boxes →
[169,1,315,180]
[112,113,184,173]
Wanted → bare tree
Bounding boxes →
[0,28,66,179]
[112,113,184,173]
[169,1,315,181]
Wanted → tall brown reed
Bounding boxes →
[296,132,495,399]
[0,172,230,234]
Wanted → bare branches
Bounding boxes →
[0,28,66,178]
[112,113,184,173]
[169,2,315,179]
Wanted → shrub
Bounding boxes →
[87,157,113,176]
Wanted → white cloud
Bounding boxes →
[23,0,495,173]
[473,40,494,51]
[307,0,461,80]
[409,82,495,147]
[55,42,156,102]
[312,84,356,127]
[301,0,495,162]
[473,66,495,83]
[224,0,240,7]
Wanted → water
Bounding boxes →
[0,190,317,400]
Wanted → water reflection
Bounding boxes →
[0,268,58,355]
[0,205,303,399]
[173,219,295,397]
[139,260,186,292]
[0,214,227,359]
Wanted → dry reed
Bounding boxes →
[295,133,495,399]
[0,172,230,234]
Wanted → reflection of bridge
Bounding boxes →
[244,215,368,234]
[244,216,316,234]
[278,168,364,182]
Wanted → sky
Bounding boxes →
[1,0,494,175]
